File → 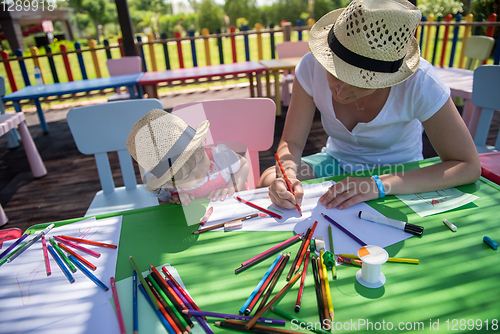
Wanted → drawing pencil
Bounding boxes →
[241,234,302,267]
[322,213,367,246]
[145,278,184,334]
[48,245,75,284]
[162,267,201,312]
[255,253,290,314]
[337,255,362,266]
[41,235,51,276]
[57,235,118,248]
[110,277,127,334]
[320,251,334,320]
[50,238,77,273]
[0,233,28,260]
[182,310,286,326]
[274,153,302,216]
[7,223,54,263]
[328,225,337,280]
[246,271,302,328]
[215,321,269,334]
[139,283,176,334]
[148,284,184,334]
[59,242,97,271]
[199,206,213,226]
[337,254,419,265]
[133,270,138,334]
[166,279,193,312]
[295,250,310,312]
[54,236,101,258]
[131,255,160,310]
[311,256,325,326]
[317,257,330,328]
[0,242,27,267]
[240,254,282,315]
[286,227,311,281]
[194,213,258,234]
[235,239,295,275]
[69,255,109,291]
[235,196,282,219]
[245,255,286,315]
[226,319,299,334]
[293,221,318,276]
[270,307,331,334]
[150,265,188,310]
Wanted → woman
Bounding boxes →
[258,0,480,211]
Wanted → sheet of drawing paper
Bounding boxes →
[199,181,414,256]
[0,216,122,334]
[116,264,208,334]
[396,188,479,217]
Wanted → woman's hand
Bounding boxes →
[269,176,304,209]
[319,176,380,210]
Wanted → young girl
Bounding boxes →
[127,109,249,206]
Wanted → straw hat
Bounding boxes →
[309,0,422,89]
[126,109,210,191]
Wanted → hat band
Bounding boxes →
[149,125,197,178]
[328,28,404,74]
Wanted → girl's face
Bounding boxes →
[173,150,211,187]
[326,72,377,104]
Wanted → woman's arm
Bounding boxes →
[319,98,481,209]
[258,76,317,208]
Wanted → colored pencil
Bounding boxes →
[336,254,419,265]
[235,196,282,219]
[0,242,27,267]
[328,225,337,279]
[50,238,77,273]
[322,213,367,246]
[199,206,213,226]
[240,254,282,315]
[320,251,334,321]
[294,221,317,274]
[130,255,160,310]
[244,255,286,315]
[182,310,286,326]
[41,235,51,276]
[162,267,201,312]
[311,256,325,326]
[48,245,75,284]
[54,236,101,258]
[274,153,302,216]
[111,277,127,334]
[317,257,330,329]
[194,213,258,234]
[241,234,302,267]
[69,255,109,291]
[225,319,299,334]
[150,265,188,310]
[0,234,28,260]
[57,235,117,249]
[145,278,184,334]
[59,242,97,271]
[133,270,138,334]
[286,227,311,281]
[295,250,310,312]
[270,307,331,334]
[7,223,54,263]
[255,253,290,314]
[139,283,176,334]
[215,321,270,334]
[246,271,302,329]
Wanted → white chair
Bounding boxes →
[66,99,162,216]
[471,65,500,153]
[275,41,309,107]
[172,98,276,188]
[106,56,142,101]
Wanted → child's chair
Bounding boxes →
[0,228,23,248]
[106,56,142,101]
[172,98,276,188]
[463,36,495,70]
[66,99,163,216]
[275,41,310,107]
[471,65,500,153]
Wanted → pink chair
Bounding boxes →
[0,228,23,247]
[172,98,276,188]
[106,56,142,101]
[275,41,309,107]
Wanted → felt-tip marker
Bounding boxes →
[358,211,424,237]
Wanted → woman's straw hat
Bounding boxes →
[309,0,422,89]
[126,109,209,191]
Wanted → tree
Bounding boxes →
[81,0,116,43]
[224,0,260,28]
[417,0,464,17]
[197,0,223,33]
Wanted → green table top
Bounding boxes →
[32,158,500,333]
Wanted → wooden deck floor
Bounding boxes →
[1,84,498,233]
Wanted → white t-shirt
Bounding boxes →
[296,52,450,173]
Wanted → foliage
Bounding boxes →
[197,0,223,34]
[417,0,464,17]
[471,0,496,18]
[158,14,198,37]
[313,0,345,21]
[224,0,260,28]
[236,17,249,29]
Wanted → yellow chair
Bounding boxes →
[463,35,495,70]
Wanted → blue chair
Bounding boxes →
[66,99,162,217]
[472,65,500,153]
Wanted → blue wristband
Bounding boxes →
[371,175,386,198]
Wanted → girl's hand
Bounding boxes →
[174,192,194,206]
[319,176,380,210]
[269,176,304,209]
[207,183,235,202]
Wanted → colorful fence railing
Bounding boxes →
[1,16,499,101]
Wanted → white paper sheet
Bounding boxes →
[0,216,122,334]
[201,181,414,256]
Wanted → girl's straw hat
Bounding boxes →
[126,109,209,191]
[309,0,422,89]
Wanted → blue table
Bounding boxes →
[2,73,144,133]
